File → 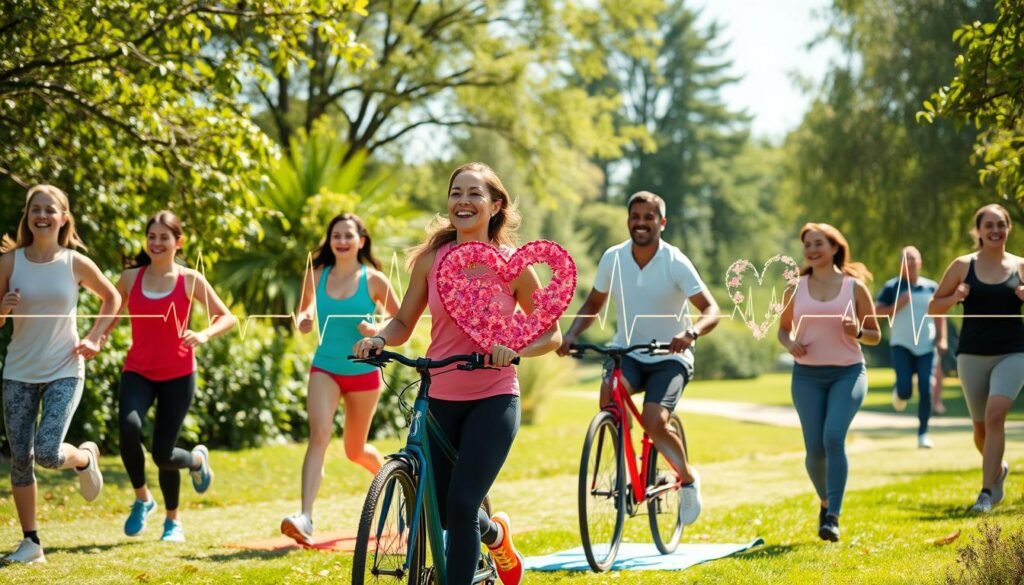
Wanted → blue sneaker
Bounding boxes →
[160,519,185,542]
[124,498,157,536]
[190,445,213,494]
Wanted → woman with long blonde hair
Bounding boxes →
[0,184,121,563]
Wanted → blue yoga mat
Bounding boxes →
[524,538,765,571]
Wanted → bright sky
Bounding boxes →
[695,0,842,140]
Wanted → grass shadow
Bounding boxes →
[184,548,298,562]
[733,543,798,560]
[46,540,146,555]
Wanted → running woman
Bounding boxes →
[929,204,1023,513]
[114,211,237,542]
[778,222,880,542]
[281,213,400,545]
[0,184,121,563]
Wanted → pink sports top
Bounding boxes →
[123,266,196,381]
[426,242,519,401]
[792,274,864,366]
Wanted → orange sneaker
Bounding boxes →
[487,512,523,585]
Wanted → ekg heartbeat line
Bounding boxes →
[3,248,1017,345]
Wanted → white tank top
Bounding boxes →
[3,248,84,382]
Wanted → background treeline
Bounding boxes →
[1,0,1021,451]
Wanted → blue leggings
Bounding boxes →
[791,363,866,516]
[891,346,934,435]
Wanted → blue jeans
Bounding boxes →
[791,363,866,516]
[891,346,934,435]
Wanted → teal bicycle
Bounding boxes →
[349,350,517,585]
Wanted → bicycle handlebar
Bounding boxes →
[348,350,521,370]
[567,341,672,358]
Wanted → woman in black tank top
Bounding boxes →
[929,204,1024,513]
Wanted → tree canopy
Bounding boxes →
[0,0,367,265]
[921,0,1024,212]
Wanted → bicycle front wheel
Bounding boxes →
[647,413,686,553]
[353,459,427,585]
[578,410,625,572]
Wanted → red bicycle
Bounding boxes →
[568,342,687,572]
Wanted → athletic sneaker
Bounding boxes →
[3,538,45,564]
[917,433,933,449]
[891,387,907,412]
[160,519,185,542]
[970,491,993,513]
[76,441,103,502]
[281,513,313,546]
[818,514,840,542]
[124,498,158,536]
[190,445,214,494]
[679,467,702,526]
[487,512,523,585]
[991,462,1010,506]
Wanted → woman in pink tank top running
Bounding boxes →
[777,223,880,543]
[353,163,562,585]
[110,211,237,542]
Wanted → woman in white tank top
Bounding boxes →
[0,185,121,563]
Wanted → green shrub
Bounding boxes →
[693,320,777,380]
[517,352,577,425]
[946,521,1024,585]
[190,317,308,449]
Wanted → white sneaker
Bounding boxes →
[892,387,908,412]
[678,467,702,526]
[991,462,1010,506]
[76,441,103,502]
[969,491,993,513]
[917,433,933,449]
[280,513,313,545]
[3,538,45,564]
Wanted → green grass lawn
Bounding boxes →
[685,367,1024,421]
[1,371,1023,583]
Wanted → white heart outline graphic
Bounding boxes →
[725,255,801,339]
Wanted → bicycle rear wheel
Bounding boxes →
[353,459,427,585]
[578,410,625,572]
[647,413,686,553]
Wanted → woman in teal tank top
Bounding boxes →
[280,213,400,545]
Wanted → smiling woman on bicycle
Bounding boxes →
[353,162,561,585]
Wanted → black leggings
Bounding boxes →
[428,394,519,585]
[119,371,197,510]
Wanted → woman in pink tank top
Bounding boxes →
[110,211,237,542]
[777,223,880,543]
[353,163,562,585]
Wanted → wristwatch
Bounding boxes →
[685,327,699,340]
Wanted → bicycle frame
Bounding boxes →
[582,343,681,507]
[359,351,514,585]
[377,367,449,584]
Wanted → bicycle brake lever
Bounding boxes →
[457,364,500,372]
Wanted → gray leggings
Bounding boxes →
[3,377,84,487]
[956,353,1024,421]
[791,363,866,516]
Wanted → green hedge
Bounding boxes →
[693,320,778,380]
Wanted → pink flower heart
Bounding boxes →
[437,240,577,352]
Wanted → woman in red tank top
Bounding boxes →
[110,211,237,542]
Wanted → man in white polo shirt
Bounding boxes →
[557,191,720,526]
